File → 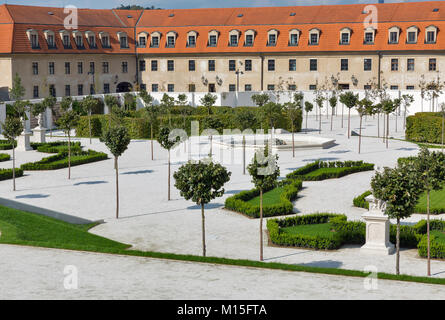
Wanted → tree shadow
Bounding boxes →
[15,194,50,199]
[396,147,418,151]
[187,203,224,210]
[121,170,154,175]
[328,150,351,154]
[225,190,244,195]
[299,260,343,269]
[302,157,340,162]
[73,181,108,186]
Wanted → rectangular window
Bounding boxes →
[33,85,39,98]
[102,36,110,48]
[63,35,71,48]
[65,85,71,96]
[364,58,372,71]
[152,84,159,92]
[78,62,83,74]
[168,84,174,92]
[229,60,236,71]
[268,34,276,46]
[49,62,55,75]
[47,35,55,48]
[364,85,371,90]
[151,60,158,71]
[65,62,70,74]
[364,32,374,44]
[341,59,348,71]
[310,33,318,45]
[89,36,96,48]
[406,85,415,90]
[389,32,398,44]
[78,84,83,96]
[167,36,175,48]
[310,59,317,71]
[391,58,399,71]
[429,58,437,71]
[122,61,128,73]
[76,35,83,48]
[189,84,196,92]
[140,84,146,91]
[427,31,436,43]
[208,60,215,72]
[341,33,349,45]
[245,84,252,92]
[89,62,95,74]
[151,36,159,48]
[189,60,195,71]
[104,83,110,94]
[245,60,252,72]
[139,60,145,72]
[167,60,174,71]
[103,62,109,74]
[390,85,399,90]
[187,35,196,47]
[31,34,39,48]
[268,59,275,71]
[309,84,317,90]
[120,36,128,49]
[230,34,238,46]
[229,84,236,92]
[407,58,415,71]
[290,34,298,46]
[209,35,217,47]
[407,32,416,43]
[288,84,296,91]
[245,34,253,46]
[267,85,275,91]
[90,84,95,95]
[289,59,296,71]
[139,36,146,48]
[32,62,39,75]
[49,85,56,97]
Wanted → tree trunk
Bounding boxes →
[88,111,92,145]
[305,111,308,134]
[442,114,444,154]
[319,107,322,134]
[68,133,71,180]
[396,218,400,275]
[12,145,16,192]
[242,135,246,175]
[386,113,389,149]
[201,203,206,257]
[359,115,362,154]
[168,149,171,201]
[377,113,380,138]
[292,124,295,158]
[260,188,264,261]
[151,124,154,161]
[115,156,119,219]
[209,135,213,158]
[427,190,431,276]
[341,104,344,129]
[330,109,333,131]
[348,108,351,139]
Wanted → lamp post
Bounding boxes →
[88,71,95,95]
[235,69,244,93]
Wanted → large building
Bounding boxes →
[0,1,445,100]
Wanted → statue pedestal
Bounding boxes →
[32,127,47,144]
[17,131,32,151]
[360,195,395,255]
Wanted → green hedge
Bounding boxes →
[20,150,108,171]
[0,168,24,181]
[418,235,445,259]
[31,141,82,154]
[0,140,16,150]
[286,160,375,181]
[0,153,10,162]
[353,191,372,209]
[406,113,443,144]
[224,180,303,218]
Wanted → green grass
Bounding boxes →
[0,204,445,286]
[246,187,284,206]
[281,223,335,239]
[303,167,344,178]
[416,187,445,214]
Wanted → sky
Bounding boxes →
[0,0,438,10]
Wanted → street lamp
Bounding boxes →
[235,69,244,92]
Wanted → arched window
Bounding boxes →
[59,30,71,48]
[187,30,198,47]
[117,31,129,49]
[166,31,177,48]
[244,29,256,47]
[138,31,148,48]
[85,31,97,48]
[364,27,376,44]
[72,30,84,48]
[289,29,300,46]
[43,30,56,49]
[340,27,352,45]
[208,30,219,47]
[309,28,320,45]
[229,29,241,47]
[388,26,400,44]
[99,31,110,48]
[425,25,438,44]
[406,26,419,44]
[267,29,279,46]
[26,29,40,49]
[150,31,161,48]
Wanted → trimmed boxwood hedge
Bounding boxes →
[224,180,303,218]
[268,213,437,252]
[0,153,10,162]
[353,191,372,209]
[406,113,443,144]
[34,142,82,154]
[0,140,16,150]
[20,150,108,171]
[286,160,375,181]
[0,168,24,181]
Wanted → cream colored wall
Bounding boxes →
[11,54,136,99]
[0,57,13,100]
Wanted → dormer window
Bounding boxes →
[98,32,110,48]
[63,35,70,48]
[166,32,177,48]
[229,30,240,47]
[27,29,40,49]
[364,28,375,44]
[187,31,198,48]
[425,25,438,44]
[388,26,400,44]
[138,32,148,48]
[208,30,219,47]
[407,26,419,44]
[244,29,255,47]
[150,32,161,48]
[73,31,84,48]
[85,31,97,49]
[117,32,129,49]
[267,29,278,46]
[44,30,56,49]
[309,29,320,45]
[289,29,300,46]
[340,28,351,45]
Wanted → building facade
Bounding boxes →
[0,2,445,100]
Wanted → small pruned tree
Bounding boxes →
[247,146,280,261]
[371,163,423,275]
[314,91,325,134]
[160,93,175,126]
[328,95,337,131]
[304,101,314,134]
[102,126,131,219]
[235,109,257,174]
[158,127,181,201]
[284,92,303,157]
[381,99,399,149]
[81,95,101,144]
[356,98,373,154]
[104,94,121,127]
[339,91,359,139]
[401,94,414,130]
[57,97,79,180]
[414,147,445,276]
[174,160,231,257]
[200,93,217,116]
[139,90,159,160]
[2,116,23,191]
[251,93,270,107]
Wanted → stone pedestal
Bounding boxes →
[32,127,47,143]
[17,131,32,151]
[360,195,395,255]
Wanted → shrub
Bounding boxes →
[31,141,82,154]
[224,180,303,218]
[0,153,10,162]
[418,235,445,259]
[20,150,108,170]
[353,191,372,209]
[286,160,374,181]
[406,113,443,144]
[0,168,23,181]
[0,140,16,150]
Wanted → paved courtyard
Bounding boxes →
[0,115,444,292]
